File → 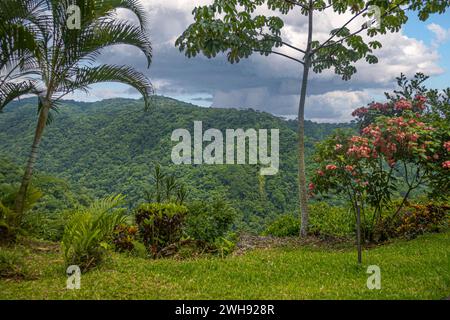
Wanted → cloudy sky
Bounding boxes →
[69,1,450,123]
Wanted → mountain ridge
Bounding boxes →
[0,96,353,230]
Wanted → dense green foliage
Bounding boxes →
[0,249,28,279]
[263,214,300,237]
[0,96,352,232]
[264,203,354,238]
[61,195,127,271]
[185,198,237,244]
[135,202,188,257]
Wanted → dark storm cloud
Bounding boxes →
[84,1,443,122]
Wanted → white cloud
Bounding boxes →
[427,23,450,46]
[89,1,446,122]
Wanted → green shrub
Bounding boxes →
[61,195,126,271]
[0,184,44,244]
[263,203,354,238]
[214,233,238,258]
[0,249,27,279]
[0,201,18,244]
[185,199,237,244]
[263,214,300,237]
[112,224,138,252]
[396,203,449,238]
[21,210,69,241]
[375,202,450,241]
[135,202,188,257]
[308,203,354,238]
[129,240,148,259]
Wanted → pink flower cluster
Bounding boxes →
[394,99,412,111]
[351,98,427,121]
[444,141,450,153]
[443,161,450,169]
[414,95,427,110]
[351,102,390,118]
[347,136,372,159]
[358,116,437,167]
[351,107,368,117]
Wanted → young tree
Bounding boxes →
[0,0,154,218]
[311,74,449,261]
[175,0,449,236]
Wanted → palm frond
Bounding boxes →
[0,81,36,112]
[63,64,153,108]
[70,20,152,68]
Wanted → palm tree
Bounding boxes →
[0,0,153,217]
[0,0,41,111]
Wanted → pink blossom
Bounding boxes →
[444,141,450,152]
[394,99,412,111]
[345,165,354,172]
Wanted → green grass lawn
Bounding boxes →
[0,231,449,300]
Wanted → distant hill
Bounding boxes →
[0,96,353,231]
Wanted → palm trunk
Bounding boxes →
[299,2,313,237]
[14,98,50,217]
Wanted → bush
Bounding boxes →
[0,184,44,244]
[21,210,69,241]
[263,204,354,238]
[0,250,27,279]
[0,201,18,244]
[129,241,148,258]
[214,234,238,258]
[112,224,138,252]
[308,203,354,238]
[263,214,299,237]
[135,202,187,257]
[61,195,126,271]
[185,199,237,244]
[376,202,449,241]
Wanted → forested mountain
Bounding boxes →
[0,96,353,231]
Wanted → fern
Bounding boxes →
[61,194,126,271]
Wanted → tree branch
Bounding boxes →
[284,0,309,11]
[313,0,410,55]
[313,6,369,54]
[259,33,307,54]
[254,49,304,65]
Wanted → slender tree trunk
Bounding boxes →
[355,199,362,264]
[14,98,50,217]
[299,2,313,237]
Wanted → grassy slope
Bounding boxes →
[0,231,449,300]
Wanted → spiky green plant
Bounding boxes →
[61,194,127,271]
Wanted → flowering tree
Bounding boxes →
[175,0,450,237]
[311,74,449,262]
